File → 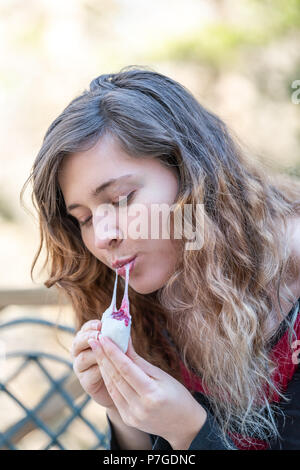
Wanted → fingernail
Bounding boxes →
[88,339,100,351]
[99,335,108,347]
[88,331,100,341]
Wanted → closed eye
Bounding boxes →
[79,191,136,227]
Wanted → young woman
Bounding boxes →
[21,66,300,450]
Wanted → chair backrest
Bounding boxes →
[0,317,109,450]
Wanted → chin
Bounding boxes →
[129,277,164,295]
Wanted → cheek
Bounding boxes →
[81,231,97,257]
[125,201,180,243]
[140,240,180,292]
[146,207,177,241]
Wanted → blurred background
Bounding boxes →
[0,0,300,450]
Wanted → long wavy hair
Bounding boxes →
[21,66,300,449]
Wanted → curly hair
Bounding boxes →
[20,65,300,449]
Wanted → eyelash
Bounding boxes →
[79,191,136,227]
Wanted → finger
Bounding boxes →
[74,348,98,373]
[78,364,104,395]
[126,337,161,379]
[95,336,154,396]
[80,319,102,332]
[71,329,101,358]
[99,357,128,415]
[100,355,138,404]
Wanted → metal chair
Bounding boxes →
[0,313,109,450]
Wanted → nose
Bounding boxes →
[93,208,122,250]
[94,226,122,250]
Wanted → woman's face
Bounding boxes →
[58,132,181,294]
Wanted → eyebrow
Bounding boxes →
[66,174,134,213]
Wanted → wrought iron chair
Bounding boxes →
[0,289,109,450]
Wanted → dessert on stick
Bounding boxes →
[100,262,132,353]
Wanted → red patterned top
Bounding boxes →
[179,299,300,450]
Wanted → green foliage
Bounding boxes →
[0,194,15,222]
[155,24,268,68]
[251,0,300,34]
[151,0,300,69]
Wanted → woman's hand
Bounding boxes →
[71,319,117,410]
[88,335,207,450]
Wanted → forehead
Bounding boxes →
[58,133,137,191]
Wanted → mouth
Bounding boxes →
[112,255,136,269]
[115,256,137,276]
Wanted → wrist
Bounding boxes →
[106,405,121,421]
[170,404,207,450]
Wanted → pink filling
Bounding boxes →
[111,298,130,327]
[110,262,131,327]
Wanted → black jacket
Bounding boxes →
[106,299,300,450]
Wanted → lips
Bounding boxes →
[112,256,136,270]
[116,257,137,276]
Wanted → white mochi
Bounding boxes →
[100,264,131,353]
[101,314,131,353]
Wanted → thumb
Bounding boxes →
[87,338,103,366]
[126,337,162,379]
